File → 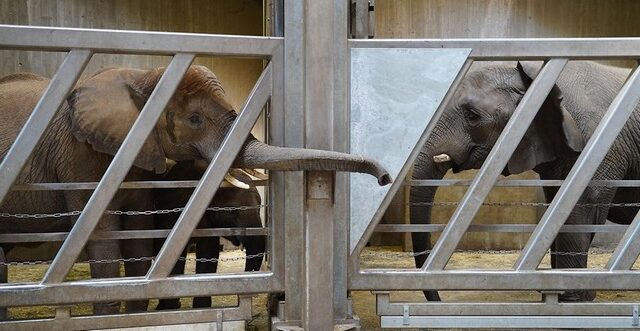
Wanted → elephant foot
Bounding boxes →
[0,307,6,321]
[559,290,596,302]
[193,296,212,308]
[156,298,181,310]
[93,301,120,315]
[125,299,149,312]
[422,290,441,301]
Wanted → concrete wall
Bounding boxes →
[373,0,640,249]
[0,0,264,260]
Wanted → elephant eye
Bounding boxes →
[188,113,203,128]
[464,107,481,123]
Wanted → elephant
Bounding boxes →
[0,66,390,317]
[153,161,265,309]
[410,61,639,302]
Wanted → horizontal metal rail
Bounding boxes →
[0,25,282,56]
[374,224,629,233]
[0,272,280,307]
[351,270,640,291]
[0,228,269,243]
[11,180,268,191]
[0,298,252,331]
[408,179,640,187]
[350,37,640,60]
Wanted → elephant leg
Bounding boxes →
[65,191,122,315]
[0,247,7,320]
[121,209,154,312]
[155,248,188,310]
[242,235,265,272]
[192,236,220,308]
[549,186,615,302]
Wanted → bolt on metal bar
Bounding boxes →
[606,209,640,270]
[41,53,195,284]
[0,49,92,205]
[350,58,474,260]
[514,64,640,271]
[147,63,272,279]
[422,58,568,271]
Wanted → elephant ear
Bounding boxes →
[68,68,167,174]
[507,62,585,174]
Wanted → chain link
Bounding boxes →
[361,248,614,258]
[0,205,268,219]
[0,252,266,267]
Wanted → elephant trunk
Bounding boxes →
[233,138,392,186]
[410,137,452,301]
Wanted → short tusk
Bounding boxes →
[224,173,250,190]
[241,168,269,180]
[433,153,451,163]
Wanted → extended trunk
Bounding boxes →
[235,138,391,185]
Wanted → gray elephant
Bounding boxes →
[0,66,390,317]
[153,162,265,309]
[411,61,638,302]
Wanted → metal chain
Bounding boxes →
[0,205,268,219]
[409,201,640,207]
[361,248,614,258]
[0,252,266,267]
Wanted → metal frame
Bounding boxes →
[349,37,640,329]
[0,24,284,328]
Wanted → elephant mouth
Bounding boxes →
[451,144,492,173]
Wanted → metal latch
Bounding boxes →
[402,304,410,326]
[633,305,639,327]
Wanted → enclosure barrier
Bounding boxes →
[0,24,284,330]
[348,38,640,328]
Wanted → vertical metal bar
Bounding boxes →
[269,45,286,286]
[0,49,92,205]
[304,0,336,328]
[515,64,640,270]
[423,59,568,271]
[333,0,350,320]
[42,53,195,284]
[147,64,273,279]
[607,210,640,270]
[283,0,305,323]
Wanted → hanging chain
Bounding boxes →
[0,252,266,267]
[0,205,268,219]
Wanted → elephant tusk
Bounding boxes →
[241,168,269,180]
[224,173,251,190]
[433,153,452,163]
[164,158,177,173]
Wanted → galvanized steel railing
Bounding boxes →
[0,25,284,327]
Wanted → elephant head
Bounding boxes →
[410,62,585,300]
[68,65,391,185]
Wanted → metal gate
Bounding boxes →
[2,1,640,329]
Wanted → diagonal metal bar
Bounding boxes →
[422,59,568,271]
[41,53,195,284]
[0,49,92,205]
[515,64,640,270]
[146,63,272,279]
[607,210,640,270]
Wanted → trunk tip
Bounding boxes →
[378,172,392,186]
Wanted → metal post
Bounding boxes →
[0,49,92,205]
[515,64,640,270]
[42,53,195,284]
[422,59,568,271]
[303,0,337,329]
